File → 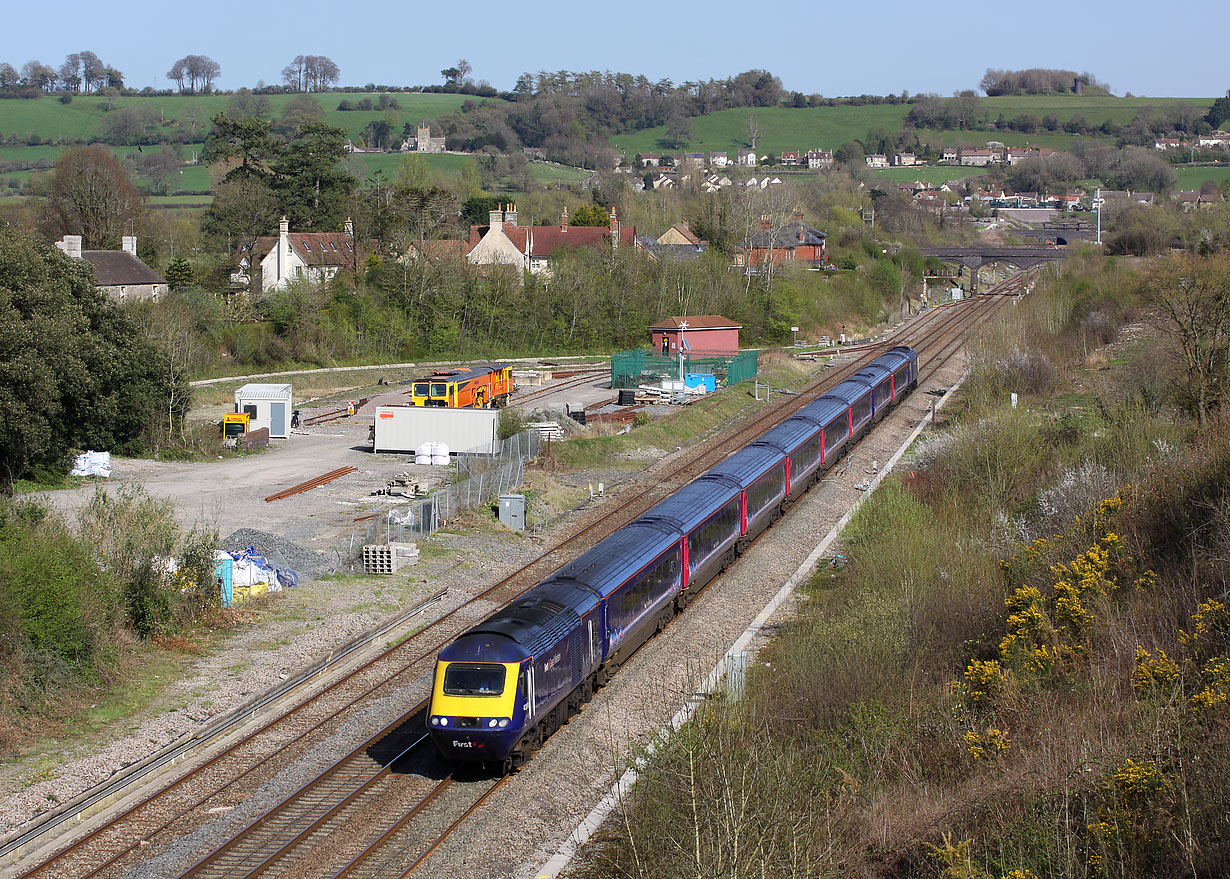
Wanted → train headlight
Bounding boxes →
[488,719,498,728]
[439,717,449,726]
[430,716,439,726]
[498,718,509,728]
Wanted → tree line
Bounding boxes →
[979,67,1111,96]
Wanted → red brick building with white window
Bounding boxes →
[648,315,742,355]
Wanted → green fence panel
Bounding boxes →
[610,349,759,389]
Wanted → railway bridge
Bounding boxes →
[919,246,1074,293]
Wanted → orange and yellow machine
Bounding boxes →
[408,363,514,409]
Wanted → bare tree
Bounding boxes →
[305,55,340,92]
[1146,254,1230,425]
[281,55,307,92]
[0,63,18,89]
[167,57,188,91]
[79,51,104,91]
[58,53,81,91]
[41,145,145,248]
[283,55,339,92]
[21,60,56,91]
[745,110,761,149]
[168,55,222,93]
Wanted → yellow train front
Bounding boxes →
[408,363,513,409]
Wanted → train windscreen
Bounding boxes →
[443,662,507,696]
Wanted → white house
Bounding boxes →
[806,149,834,169]
[736,149,757,167]
[708,152,731,168]
[893,153,919,166]
[244,217,357,293]
[865,154,889,168]
[941,147,959,164]
[959,149,996,166]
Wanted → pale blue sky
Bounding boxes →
[3,0,1227,97]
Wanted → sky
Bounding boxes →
[2,0,1227,98]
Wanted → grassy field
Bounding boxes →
[1174,165,1230,190]
[0,92,487,143]
[612,95,1214,157]
[527,162,592,186]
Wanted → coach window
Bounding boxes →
[825,418,847,452]
[431,383,447,397]
[413,382,430,397]
[853,394,872,425]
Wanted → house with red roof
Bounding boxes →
[648,315,741,356]
[466,204,636,275]
[243,217,358,293]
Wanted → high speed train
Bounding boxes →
[427,346,919,770]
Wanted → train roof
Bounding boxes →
[821,377,874,406]
[876,346,916,369]
[706,443,784,487]
[852,363,892,385]
[637,477,741,533]
[798,396,848,426]
[754,416,823,455]
[448,578,600,661]
[551,521,681,597]
[420,363,511,381]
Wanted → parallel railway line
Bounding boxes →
[11,296,1003,879]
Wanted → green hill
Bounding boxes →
[0,92,486,143]
[612,96,1214,157]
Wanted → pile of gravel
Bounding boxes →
[220,528,332,578]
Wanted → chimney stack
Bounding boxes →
[560,205,569,231]
[122,235,137,257]
[489,204,503,232]
[343,217,354,237]
[608,205,619,248]
[503,204,517,226]
[277,217,290,287]
[57,235,83,259]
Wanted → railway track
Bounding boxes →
[10,298,1003,879]
[510,367,608,407]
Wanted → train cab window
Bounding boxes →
[413,383,430,397]
[443,662,506,696]
[430,383,448,397]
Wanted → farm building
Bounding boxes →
[648,315,742,355]
[55,235,168,303]
[235,383,294,439]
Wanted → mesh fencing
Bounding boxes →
[610,348,758,389]
[358,428,542,546]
